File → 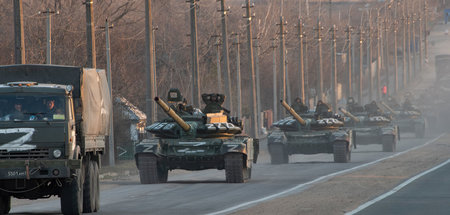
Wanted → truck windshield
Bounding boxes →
[0,95,66,121]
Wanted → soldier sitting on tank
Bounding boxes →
[167,88,193,115]
[315,100,333,119]
[291,97,309,114]
[402,98,419,112]
[385,96,401,109]
[346,97,364,113]
[202,93,230,114]
[364,101,382,116]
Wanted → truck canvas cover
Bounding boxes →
[0,64,111,136]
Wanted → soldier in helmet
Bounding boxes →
[346,97,364,113]
[291,97,309,114]
[402,97,418,112]
[364,101,382,116]
[167,88,193,115]
[385,96,401,109]
[315,100,333,119]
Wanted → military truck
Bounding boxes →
[268,100,354,164]
[134,91,258,183]
[339,108,399,152]
[0,64,111,215]
[381,102,425,138]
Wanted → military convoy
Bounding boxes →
[0,65,111,215]
[268,100,354,164]
[339,107,399,152]
[134,89,258,183]
[381,102,426,138]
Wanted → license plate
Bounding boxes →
[7,170,26,177]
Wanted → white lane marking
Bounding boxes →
[206,133,446,215]
[346,158,450,215]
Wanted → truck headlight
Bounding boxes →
[53,149,62,158]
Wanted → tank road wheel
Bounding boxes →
[0,195,11,214]
[93,160,100,212]
[137,154,164,184]
[382,135,396,152]
[83,160,96,213]
[225,153,248,183]
[269,144,288,164]
[61,168,84,215]
[415,124,425,138]
[333,141,350,163]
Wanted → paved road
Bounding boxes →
[355,159,450,215]
[8,133,438,215]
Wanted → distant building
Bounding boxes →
[114,96,147,160]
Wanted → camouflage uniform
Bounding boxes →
[291,98,309,114]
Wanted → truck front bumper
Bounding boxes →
[0,159,81,179]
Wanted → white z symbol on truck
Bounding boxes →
[0,128,36,152]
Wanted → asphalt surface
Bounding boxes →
[355,159,450,215]
[8,133,438,215]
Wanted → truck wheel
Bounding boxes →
[269,144,288,164]
[93,160,100,212]
[225,153,247,183]
[0,195,11,214]
[83,161,96,213]
[138,154,159,184]
[333,141,350,163]
[382,135,396,152]
[61,168,83,215]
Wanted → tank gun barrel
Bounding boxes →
[154,97,191,132]
[338,108,360,123]
[380,101,396,115]
[280,100,307,126]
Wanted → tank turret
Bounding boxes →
[339,108,361,123]
[280,100,307,126]
[154,97,190,132]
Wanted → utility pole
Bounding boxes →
[145,0,155,127]
[213,36,223,92]
[254,38,262,136]
[13,0,25,64]
[84,0,96,68]
[407,3,412,83]
[346,25,352,98]
[383,6,390,97]
[271,39,278,122]
[100,19,115,166]
[277,16,287,118]
[298,18,305,102]
[40,8,58,64]
[232,33,242,119]
[286,51,291,104]
[424,1,428,61]
[394,3,399,94]
[243,0,258,138]
[358,26,364,104]
[152,26,158,118]
[304,33,310,107]
[331,25,338,111]
[402,1,408,89]
[418,3,424,73]
[315,19,324,101]
[376,11,382,101]
[411,3,417,78]
[367,11,373,101]
[218,0,232,112]
[188,0,201,107]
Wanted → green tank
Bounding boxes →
[340,107,399,152]
[134,90,258,184]
[381,102,425,138]
[268,100,354,164]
